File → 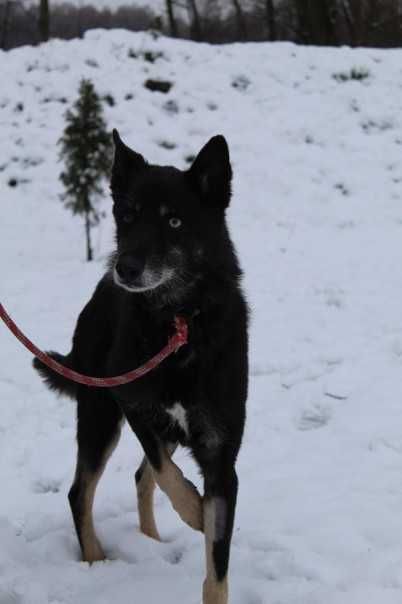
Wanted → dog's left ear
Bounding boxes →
[188,135,232,209]
[111,129,147,196]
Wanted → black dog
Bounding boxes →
[34,130,248,604]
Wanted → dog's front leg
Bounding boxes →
[201,460,238,604]
[154,447,203,531]
[125,411,203,532]
[135,455,161,540]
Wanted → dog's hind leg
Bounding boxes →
[135,456,160,540]
[68,391,123,563]
[135,444,177,541]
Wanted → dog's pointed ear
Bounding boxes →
[111,129,147,195]
[188,135,232,209]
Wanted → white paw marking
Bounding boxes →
[204,497,226,542]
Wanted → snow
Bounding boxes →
[2,29,402,603]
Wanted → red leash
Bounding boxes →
[0,303,188,388]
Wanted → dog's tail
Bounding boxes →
[33,352,77,400]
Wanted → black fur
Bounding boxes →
[33,130,248,589]
[33,352,77,399]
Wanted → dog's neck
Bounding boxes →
[140,276,203,320]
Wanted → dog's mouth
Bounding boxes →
[113,266,174,293]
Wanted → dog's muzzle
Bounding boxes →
[115,253,145,285]
[114,253,174,293]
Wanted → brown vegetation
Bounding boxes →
[1,0,401,50]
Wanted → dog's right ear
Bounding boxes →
[111,129,147,195]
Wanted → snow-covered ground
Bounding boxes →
[2,30,402,604]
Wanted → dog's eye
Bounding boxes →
[123,213,134,224]
[169,217,182,229]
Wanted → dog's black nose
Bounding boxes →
[115,254,145,283]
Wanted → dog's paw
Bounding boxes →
[139,521,161,541]
[82,539,106,564]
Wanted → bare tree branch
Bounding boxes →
[231,0,247,40]
[1,0,13,49]
[38,0,49,42]
[187,0,202,40]
[165,0,178,36]
[266,0,277,40]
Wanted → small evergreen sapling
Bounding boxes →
[59,79,111,261]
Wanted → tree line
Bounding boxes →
[1,0,402,50]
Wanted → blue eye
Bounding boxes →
[169,217,182,229]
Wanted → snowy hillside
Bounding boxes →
[2,30,402,604]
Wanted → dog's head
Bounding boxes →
[110,130,233,301]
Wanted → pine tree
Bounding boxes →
[59,79,111,262]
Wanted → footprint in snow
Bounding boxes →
[162,544,184,565]
[297,405,331,431]
[0,588,23,604]
[32,478,61,494]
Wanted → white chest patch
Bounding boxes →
[166,403,189,437]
